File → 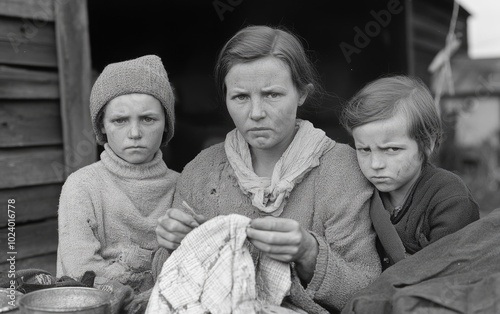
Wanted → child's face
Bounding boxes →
[352,111,423,205]
[101,93,165,164]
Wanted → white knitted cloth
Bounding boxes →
[146,214,296,314]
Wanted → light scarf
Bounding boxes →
[224,119,333,217]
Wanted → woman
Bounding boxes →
[154,26,381,313]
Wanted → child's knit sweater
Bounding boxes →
[57,144,178,292]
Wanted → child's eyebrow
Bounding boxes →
[108,113,128,118]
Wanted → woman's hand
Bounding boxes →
[246,216,319,283]
[156,208,207,250]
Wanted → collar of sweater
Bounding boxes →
[101,143,168,180]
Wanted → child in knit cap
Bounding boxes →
[56,55,178,312]
[341,75,479,270]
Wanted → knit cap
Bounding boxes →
[90,55,175,146]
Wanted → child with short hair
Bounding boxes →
[56,55,178,311]
[341,75,480,269]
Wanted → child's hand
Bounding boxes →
[155,208,206,251]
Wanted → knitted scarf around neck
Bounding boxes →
[224,119,333,217]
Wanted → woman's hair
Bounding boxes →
[340,75,443,162]
[214,25,321,106]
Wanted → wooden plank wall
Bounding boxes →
[0,0,95,276]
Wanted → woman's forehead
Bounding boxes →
[225,57,292,88]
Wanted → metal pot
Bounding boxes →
[19,287,111,314]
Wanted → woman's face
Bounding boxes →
[352,111,423,205]
[225,57,307,157]
[101,93,165,164]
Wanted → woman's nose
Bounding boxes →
[250,98,266,120]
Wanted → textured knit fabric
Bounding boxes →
[90,55,175,145]
[147,214,295,314]
[57,143,178,293]
[224,120,333,216]
[153,126,381,313]
[341,208,500,314]
[374,163,480,269]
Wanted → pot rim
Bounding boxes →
[19,287,111,312]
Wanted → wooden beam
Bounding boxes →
[0,14,57,67]
[0,219,58,261]
[0,0,55,22]
[0,66,59,99]
[0,40,57,68]
[0,147,64,189]
[405,0,415,76]
[0,253,57,277]
[0,100,62,147]
[0,184,62,227]
[0,16,56,46]
[55,0,96,178]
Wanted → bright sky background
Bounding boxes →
[456,0,500,59]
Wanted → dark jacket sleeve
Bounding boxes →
[427,194,480,245]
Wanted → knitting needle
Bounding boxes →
[182,200,197,216]
[182,201,202,227]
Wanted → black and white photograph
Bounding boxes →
[1,0,500,313]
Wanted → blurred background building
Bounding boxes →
[1,0,498,275]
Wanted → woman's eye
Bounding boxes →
[268,92,280,98]
[143,117,154,123]
[357,148,370,153]
[113,118,126,124]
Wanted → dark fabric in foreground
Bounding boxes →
[342,208,500,314]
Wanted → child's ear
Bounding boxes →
[298,83,314,106]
